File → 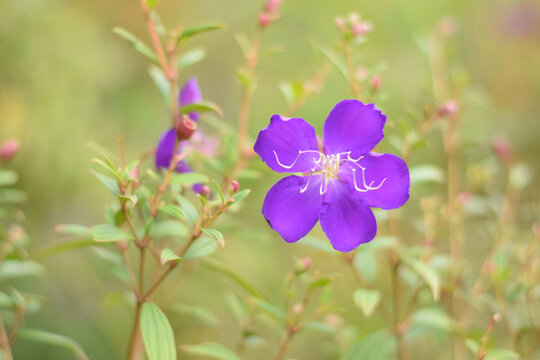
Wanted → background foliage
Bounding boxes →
[0,0,539,359]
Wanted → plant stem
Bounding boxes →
[238,30,261,156]
[391,252,407,360]
[138,0,170,77]
[126,300,144,360]
[343,41,361,99]
[0,314,13,360]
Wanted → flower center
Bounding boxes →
[273,150,387,195]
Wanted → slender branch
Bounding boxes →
[0,314,13,360]
[138,0,170,77]
[343,41,361,99]
[126,300,144,360]
[285,61,331,116]
[476,313,501,360]
[391,252,407,360]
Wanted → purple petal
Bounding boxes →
[319,179,377,252]
[322,100,386,157]
[262,175,323,243]
[179,77,202,120]
[254,115,320,173]
[155,128,188,173]
[340,152,410,210]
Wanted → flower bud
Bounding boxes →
[436,100,459,118]
[294,257,311,275]
[129,166,140,190]
[293,303,304,315]
[200,185,211,198]
[229,180,239,194]
[352,22,372,37]
[335,17,345,32]
[175,115,197,140]
[264,0,281,13]
[370,75,381,91]
[325,313,344,329]
[0,139,19,163]
[258,12,271,28]
[492,136,513,166]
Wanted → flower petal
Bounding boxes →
[262,175,323,243]
[155,128,188,172]
[254,115,320,173]
[340,152,410,210]
[322,100,386,157]
[319,179,377,252]
[179,77,202,120]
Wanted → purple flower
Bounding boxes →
[179,77,202,120]
[155,78,203,192]
[254,100,410,252]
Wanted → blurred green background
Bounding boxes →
[1,0,539,358]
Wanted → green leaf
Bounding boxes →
[34,239,98,260]
[152,220,189,238]
[17,329,89,360]
[54,224,90,236]
[231,189,250,204]
[401,256,440,300]
[279,81,304,106]
[91,157,122,182]
[184,237,218,259]
[141,302,177,360]
[320,46,348,82]
[160,248,182,265]
[353,288,381,317]
[169,303,220,326]
[308,277,332,289]
[113,27,159,64]
[300,237,335,253]
[177,48,207,70]
[340,331,395,360]
[181,101,223,116]
[201,228,225,247]
[0,170,18,186]
[210,179,225,205]
[178,23,224,42]
[201,258,266,299]
[484,349,520,360]
[0,260,45,280]
[158,204,186,220]
[181,342,239,360]
[170,172,209,186]
[465,339,480,356]
[145,0,160,8]
[90,224,133,243]
[253,298,286,322]
[0,188,27,203]
[410,307,453,332]
[119,195,138,207]
[234,33,251,58]
[148,65,170,104]
[409,165,445,185]
[353,250,376,283]
[92,171,120,196]
[177,195,199,226]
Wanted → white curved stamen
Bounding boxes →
[351,166,387,193]
[273,149,322,169]
[272,149,387,195]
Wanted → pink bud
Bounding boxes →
[201,185,211,198]
[325,313,344,329]
[229,180,239,193]
[370,75,381,91]
[436,100,459,118]
[458,192,470,205]
[293,303,304,315]
[348,12,360,24]
[258,12,271,28]
[335,17,345,31]
[265,0,281,13]
[0,139,19,163]
[294,257,311,274]
[492,136,513,165]
[352,22,372,37]
[175,115,197,140]
[356,67,368,80]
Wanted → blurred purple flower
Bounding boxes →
[155,78,205,192]
[254,100,410,252]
